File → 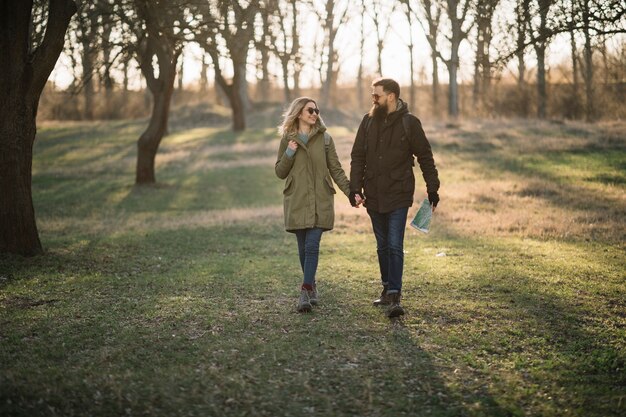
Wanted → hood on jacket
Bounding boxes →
[386,99,409,124]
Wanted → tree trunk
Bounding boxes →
[236,61,251,112]
[447,56,459,117]
[320,0,337,108]
[82,42,94,120]
[582,0,594,121]
[136,75,176,184]
[320,33,335,107]
[177,57,184,92]
[258,48,270,99]
[473,35,483,106]
[357,8,365,107]
[101,9,114,118]
[135,32,180,184]
[536,44,547,118]
[431,52,439,113]
[0,103,42,255]
[280,57,292,103]
[200,54,208,93]
[231,88,246,131]
[0,0,76,256]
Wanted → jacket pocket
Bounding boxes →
[324,175,336,194]
[389,168,415,192]
[283,176,294,195]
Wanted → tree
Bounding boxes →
[472,0,499,111]
[356,2,367,106]
[559,0,625,120]
[272,0,302,102]
[196,1,259,131]
[418,0,443,115]
[0,0,77,256]
[399,0,419,112]
[72,0,99,119]
[315,0,348,108]
[366,0,395,76]
[523,0,556,118]
[126,0,187,184]
[439,0,474,118]
[255,0,274,100]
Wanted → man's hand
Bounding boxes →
[428,191,439,213]
[349,191,365,207]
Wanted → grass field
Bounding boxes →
[1,113,625,416]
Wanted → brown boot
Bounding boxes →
[386,292,405,318]
[373,285,391,306]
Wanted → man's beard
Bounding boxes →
[370,102,387,119]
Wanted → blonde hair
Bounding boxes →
[278,97,324,136]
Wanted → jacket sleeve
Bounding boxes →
[408,117,440,193]
[349,115,369,192]
[326,135,351,197]
[275,136,295,179]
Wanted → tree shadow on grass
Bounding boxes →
[1,221,502,417]
[408,218,625,416]
[443,124,626,242]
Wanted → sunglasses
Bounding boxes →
[305,107,320,115]
[371,93,386,100]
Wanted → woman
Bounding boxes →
[275,97,357,312]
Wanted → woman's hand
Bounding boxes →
[288,140,298,152]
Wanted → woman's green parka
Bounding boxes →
[275,123,350,232]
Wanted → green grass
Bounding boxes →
[1,117,625,416]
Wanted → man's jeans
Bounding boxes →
[367,207,409,293]
[295,228,324,287]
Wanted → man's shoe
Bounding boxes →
[297,289,312,313]
[309,284,318,306]
[386,292,405,318]
[373,285,391,306]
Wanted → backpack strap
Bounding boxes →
[364,117,372,153]
[402,113,411,140]
[402,114,416,166]
[323,131,331,168]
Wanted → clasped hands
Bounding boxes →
[349,191,365,208]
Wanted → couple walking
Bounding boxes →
[275,78,440,317]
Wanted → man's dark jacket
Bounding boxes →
[350,100,439,213]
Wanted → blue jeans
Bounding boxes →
[367,207,409,293]
[295,228,324,287]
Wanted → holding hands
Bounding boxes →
[349,191,365,208]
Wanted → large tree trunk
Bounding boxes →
[0,0,76,256]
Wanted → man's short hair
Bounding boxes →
[372,78,400,99]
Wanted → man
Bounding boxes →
[349,78,440,318]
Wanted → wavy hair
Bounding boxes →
[278,97,323,136]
